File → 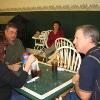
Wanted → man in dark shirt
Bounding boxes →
[72,25,100,100]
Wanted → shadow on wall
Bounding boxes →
[8,15,29,47]
[1,11,100,48]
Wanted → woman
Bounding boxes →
[47,21,64,47]
[44,21,65,57]
[0,35,36,100]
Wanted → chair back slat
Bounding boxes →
[55,37,74,49]
[56,46,81,73]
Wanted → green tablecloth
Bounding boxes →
[16,62,74,100]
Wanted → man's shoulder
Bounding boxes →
[15,38,23,44]
[88,47,100,60]
[89,46,100,55]
[16,38,22,42]
[14,38,24,48]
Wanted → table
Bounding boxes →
[16,62,74,100]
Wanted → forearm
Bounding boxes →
[74,81,80,97]
[74,82,91,100]
[13,71,28,88]
[0,64,28,88]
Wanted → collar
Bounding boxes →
[86,46,100,56]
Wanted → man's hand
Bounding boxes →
[8,62,21,71]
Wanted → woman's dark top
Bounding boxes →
[0,63,28,100]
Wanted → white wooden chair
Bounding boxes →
[48,38,74,63]
[56,46,81,73]
[38,30,52,49]
[55,46,81,100]
[32,30,52,50]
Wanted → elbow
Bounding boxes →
[15,83,25,88]
[80,97,90,100]
[78,93,91,100]
[14,80,26,88]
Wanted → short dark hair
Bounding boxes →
[52,21,61,27]
[5,22,18,30]
[76,25,100,45]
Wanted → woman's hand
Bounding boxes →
[24,54,37,72]
[8,62,21,71]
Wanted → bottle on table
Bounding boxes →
[51,59,58,73]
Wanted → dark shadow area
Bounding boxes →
[0,11,100,48]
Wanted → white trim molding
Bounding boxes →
[0,0,100,12]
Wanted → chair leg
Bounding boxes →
[58,96,63,100]
[53,97,59,100]
[54,97,61,100]
[55,98,59,100]
[54,96,63,100]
